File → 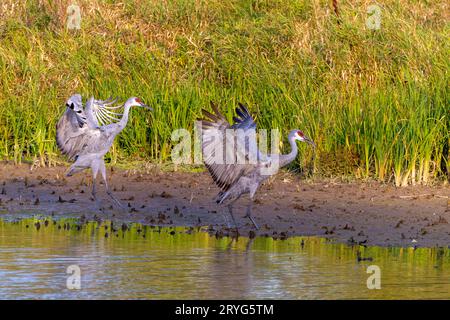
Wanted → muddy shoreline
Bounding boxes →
[0,163,448,247]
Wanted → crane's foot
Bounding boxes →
[107,191,124,210]
[91,194,104,212]
[222,213,232,229]
[244,214,259,230]
[244,206,259,230]
[227,204,239,234]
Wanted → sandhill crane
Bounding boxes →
[56,94,152,208]
[200,102,315,230]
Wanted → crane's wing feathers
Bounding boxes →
[56,108,91,160]
[231,103,256,130]
[57,96,117,161]
[84,97,99,128]
[201,102,260,192]
[85,96,123,128]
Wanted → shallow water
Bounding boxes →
[0,218,448,299]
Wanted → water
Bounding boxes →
[0,218,448,299]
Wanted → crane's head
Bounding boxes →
[65,94,83,113]
[127,97,153,111]
[290,129,316,148]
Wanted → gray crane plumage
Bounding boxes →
[200,102,315,230]
[56,94,152,209]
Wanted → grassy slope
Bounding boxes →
[0,0,448,185]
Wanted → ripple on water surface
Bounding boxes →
[0,218,449,299]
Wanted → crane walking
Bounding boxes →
[200,102,315,230]
[56,94,152,208]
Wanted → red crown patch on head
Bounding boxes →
[297,130,304,137]
[135,98,143,104]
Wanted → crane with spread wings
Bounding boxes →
[200,102,315,230]
[56,94,152,208]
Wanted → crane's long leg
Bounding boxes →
[224,193,244,232]
[227,204,238,231]
[99,159,124,209]
[91,161,100,208]
[244,200,259,230]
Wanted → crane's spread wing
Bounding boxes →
[56,108,91,160]
[85,96,123,128]
[56,105,106,161]
[231,102,269,161]
[200,102,262,192]
[231,102,257,130]
[57,95,122,161]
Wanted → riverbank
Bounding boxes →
[0,163,448,247]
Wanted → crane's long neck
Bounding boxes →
[117,103,133,130]
[279,136,298,168]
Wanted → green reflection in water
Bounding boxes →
[0,218,448,299]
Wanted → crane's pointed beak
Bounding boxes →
[304,136,316,148]
[139,103,153,111]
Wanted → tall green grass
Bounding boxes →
[0,0,448,185]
